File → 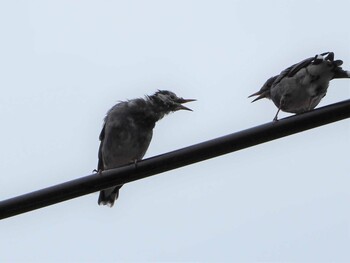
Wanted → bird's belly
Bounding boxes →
[278,94,325,113]
[106,145,144,167]
[279,98,311,113]
[103,129,153,169]
[271,81,328,114]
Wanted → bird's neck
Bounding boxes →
[146,97,170,122]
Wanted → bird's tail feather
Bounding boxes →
[332,69,350,79]
[98,185,123,207]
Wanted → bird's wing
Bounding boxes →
[287,57,315,77]
[273,56,315,85]
[332,67,350,79]
[97,124,106,171]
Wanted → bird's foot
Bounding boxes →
[93,169,103,174]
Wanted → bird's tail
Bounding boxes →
[98,185,123,207]
[332,69,350,79]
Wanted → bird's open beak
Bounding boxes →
[176,98,196,111]
[178,98,196,104]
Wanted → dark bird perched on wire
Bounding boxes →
[96,90,195,207]
[249,52,350,121]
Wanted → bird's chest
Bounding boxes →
[116,118,154,150]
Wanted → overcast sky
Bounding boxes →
[0,1,349,262]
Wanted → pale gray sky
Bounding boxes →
[0,0,349,262]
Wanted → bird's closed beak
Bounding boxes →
[176,98,196,111]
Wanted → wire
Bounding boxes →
[0,99,349,220]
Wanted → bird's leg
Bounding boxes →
[133,159,138,168]
[273,96,286,121]
[273,108,280,122]
[92,169,103,174]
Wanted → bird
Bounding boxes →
[249,52,350,121]
[96,90,195,207]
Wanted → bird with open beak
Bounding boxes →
[249,52,350,121]
[96,90,195,207]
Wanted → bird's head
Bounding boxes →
[149,90,196,113]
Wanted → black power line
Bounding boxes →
[0,99,349,220]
